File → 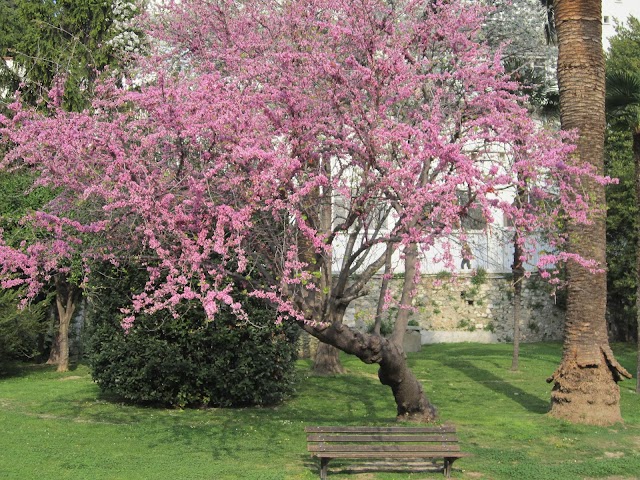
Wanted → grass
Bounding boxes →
[0,343,639,479]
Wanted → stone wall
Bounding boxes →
[343,272,565,343]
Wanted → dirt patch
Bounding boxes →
[59,375,83,381]
[603,451,625,459]
[463,472,485,479]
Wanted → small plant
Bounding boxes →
[408,319,420,327]
[471,267,488,286]
[457,318,471,329]
[366,317,395,336]
[484,322,495,333]
[527,321,540,333]
[435,270,452,280]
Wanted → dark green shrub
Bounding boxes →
[0,289,50,373]
[86,267,298,408]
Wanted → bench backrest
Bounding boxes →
[305,426,460,455]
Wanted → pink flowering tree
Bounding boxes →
[0,0,605,420]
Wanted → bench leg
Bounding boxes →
[320,458,330,480]
[443,458,452,477]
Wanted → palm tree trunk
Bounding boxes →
[548,0,631,425]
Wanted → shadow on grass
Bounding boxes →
[0,361,59,379]
[304,458,446,478]
[444,359,549,414]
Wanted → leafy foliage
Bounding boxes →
[0,0,140,111]
[605,17,640,340]
[0,288,50,370]
[86,265,299,408]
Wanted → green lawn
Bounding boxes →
[1,342,639,479]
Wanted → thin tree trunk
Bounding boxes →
[390,244,418,346]
[307,158,345,375]
[373,247,394,336]
[52,275,78,373]
[548,0,631,424]
[511,287,520,371]
[511,243,523,372]
[46,309,61,365]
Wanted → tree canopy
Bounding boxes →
[0,0,609,419]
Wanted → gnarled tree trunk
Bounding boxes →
[303,243,437,422]
[547,0,631,424]
[305,318,437,422]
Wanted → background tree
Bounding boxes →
[483,0,559,112]
[1,0,602,421]
[0,0,140,111]
[0,0,141,372]
[604,17,640,343]
[605,43,640,392]
[0,168,56,367]
[547,0,631,426]
[484,0,560,371]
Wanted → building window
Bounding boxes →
[603,16,610,25]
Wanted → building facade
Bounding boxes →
[603,0,640,50]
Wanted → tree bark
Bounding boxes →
[46,309,61,366]
[303,243,437,422]
[312,342,346,375]
[511,183,526,372]
[304,318,437,422]
[548,0,631,424]
[511,236,524,372]
[52,275,79,373]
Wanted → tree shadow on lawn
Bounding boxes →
[440,359,549,414]
[101,371,399,463]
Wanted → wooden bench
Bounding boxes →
[305,425,468,479]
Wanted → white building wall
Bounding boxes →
[603,0,640,50]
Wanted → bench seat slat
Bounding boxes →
[309,444,461,453]
[307,434,458,443]
[305,426,455,434]
[311,451,470,459]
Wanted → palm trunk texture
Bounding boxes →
[547,0,631,425]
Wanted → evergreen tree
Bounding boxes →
[0,0,140,371]
[0,0,141,111]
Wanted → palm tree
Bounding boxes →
[606,70,640,393]
[546,0,631,425]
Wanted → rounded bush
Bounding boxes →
[86,269,298,407]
